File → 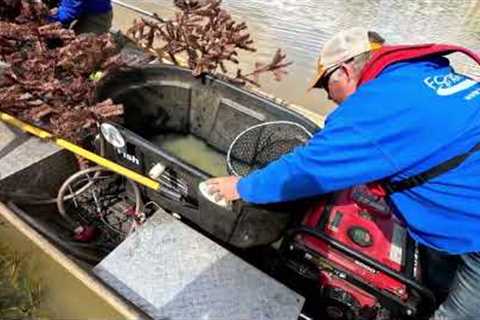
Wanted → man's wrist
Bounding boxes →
[236,176,250,202]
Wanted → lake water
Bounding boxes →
[113,0,480,115]
[0,217,122,319]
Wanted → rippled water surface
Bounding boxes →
[114,0,480,115]
[0,217,121,319]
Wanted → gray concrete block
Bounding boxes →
[95,209,305,320]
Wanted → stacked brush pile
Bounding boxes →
[0,0,127,142]
[0,0,292,142]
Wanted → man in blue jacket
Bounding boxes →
[207,28,480,319]
[50,0,112,34]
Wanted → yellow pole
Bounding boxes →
[0,112,160,191]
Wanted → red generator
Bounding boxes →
[284,184,436,320]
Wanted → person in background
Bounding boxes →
[207,27,480,319]
[50,0,113,35]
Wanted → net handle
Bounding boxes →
[226,121,313,177]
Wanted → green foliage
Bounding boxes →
[0,246,47,320]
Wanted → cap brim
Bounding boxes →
[307,67,327,92]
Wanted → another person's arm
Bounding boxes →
[51,0,84,25]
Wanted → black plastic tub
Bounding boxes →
[95,64,319,248]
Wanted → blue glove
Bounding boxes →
[54,0,83,25]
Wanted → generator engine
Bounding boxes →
[285,184,435,320]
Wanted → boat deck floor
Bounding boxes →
[94,208,305,320]
[0,123,59,182]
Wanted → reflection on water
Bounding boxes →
[114,0,480,115]
[153,133,229,176]
[0,217,121,319]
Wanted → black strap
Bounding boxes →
[383,142,480,194]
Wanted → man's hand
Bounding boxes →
[205,176,241,202]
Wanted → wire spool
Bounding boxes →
[56,166,143,248]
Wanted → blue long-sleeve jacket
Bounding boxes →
[53,0,112,24]
[237,56,480,255]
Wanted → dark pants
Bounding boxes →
[421,246,480,319]
[72,11,113,35]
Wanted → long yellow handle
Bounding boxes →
[0,112,160,190]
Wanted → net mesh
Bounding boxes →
[227,121,312,176]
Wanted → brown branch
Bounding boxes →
[126,0,292,87]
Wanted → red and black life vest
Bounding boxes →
[357,44,480,195]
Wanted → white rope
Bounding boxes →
[226,120,313,177]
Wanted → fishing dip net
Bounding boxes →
[227,121,313,177]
